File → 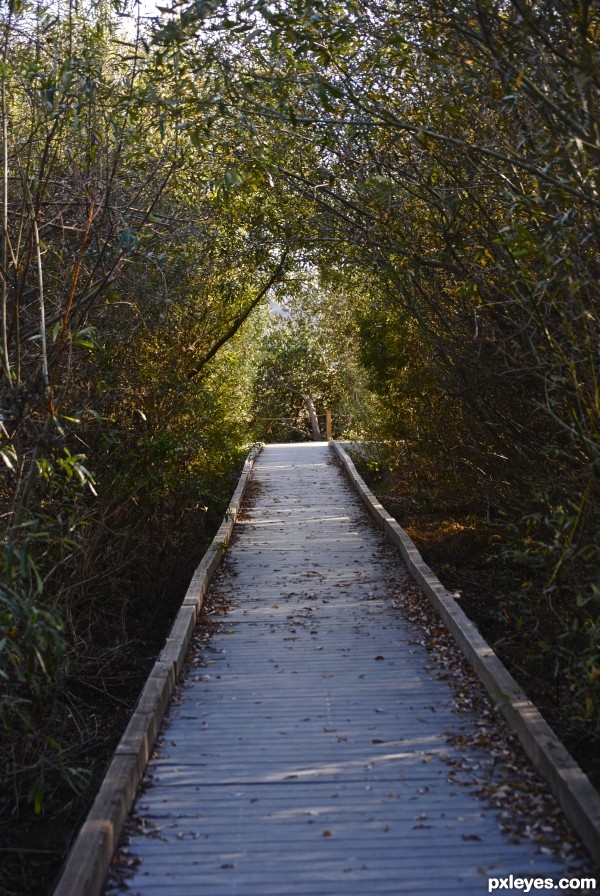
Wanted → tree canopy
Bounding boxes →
[2,0,600,890]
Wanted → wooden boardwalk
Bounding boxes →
[106,443,584,895]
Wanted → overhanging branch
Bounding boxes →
[186,248,289,379]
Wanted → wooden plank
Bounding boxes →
[53,754,144,896]
[106,444,595,896]
[332,440,600,863]
[52,445,261,896]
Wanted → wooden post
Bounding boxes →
[325,410,332,441]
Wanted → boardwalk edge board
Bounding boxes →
[52,444,262,896]
[332,440,600,863]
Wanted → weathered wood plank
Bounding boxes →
[103,443,594,895]
[332,440,600,863]
[52,445,260,896]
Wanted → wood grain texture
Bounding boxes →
[333,440,600,863]
[106,443,589,895]
[52,446,260,896]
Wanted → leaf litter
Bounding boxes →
[393,578,598,874]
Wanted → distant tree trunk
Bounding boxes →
[303,394,321,440]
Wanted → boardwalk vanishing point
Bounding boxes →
[61,443,598,895]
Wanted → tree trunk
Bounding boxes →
[303,394,321,440]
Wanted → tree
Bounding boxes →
[159,0,600,724]
[252,271,379,442]
[0,3,292,883]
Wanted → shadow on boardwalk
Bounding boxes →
[106,443,595,895]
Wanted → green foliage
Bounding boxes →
[252,275,380,442]
[184,0,600,734]
[3,0,600,884]
[0,582,66,689]
[501,485,600,723]
[0,1,288,878]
